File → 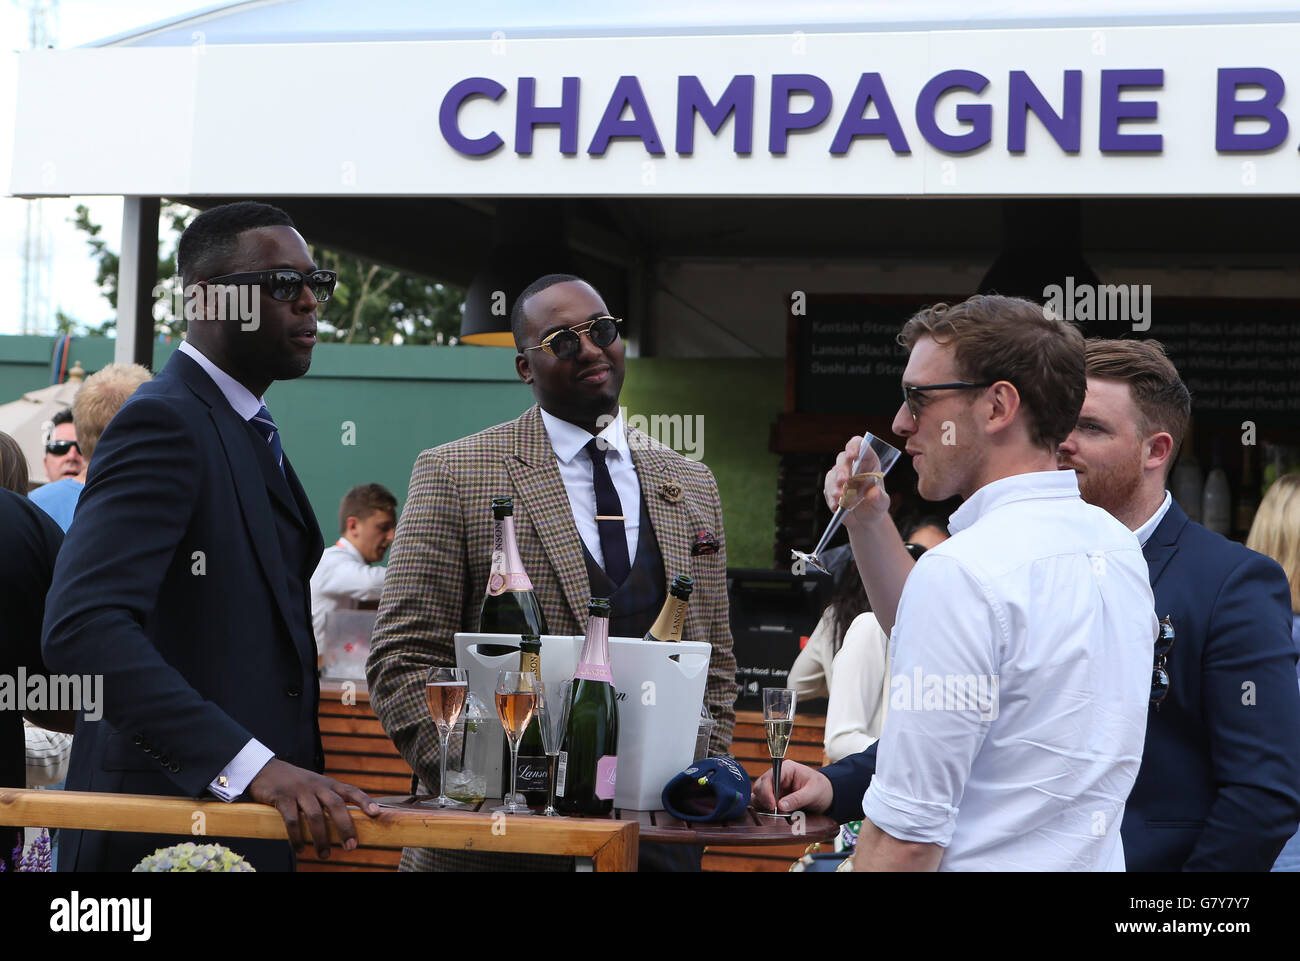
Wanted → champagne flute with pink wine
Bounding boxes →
[426,667,470,809]
[494,670,539,815]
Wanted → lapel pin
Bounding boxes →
[659,481,683,503]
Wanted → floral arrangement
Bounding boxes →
[132,841,256,872]
[3,829,53,872]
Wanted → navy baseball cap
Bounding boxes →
[661,756,752,822]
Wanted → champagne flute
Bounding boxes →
[759,688,797,818]
[493,670,539,815]
[535,679,574,816]
[792,431,902,576]
[425,667,470,809]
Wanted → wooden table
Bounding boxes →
[316,684,839,872]
[0,788,639,872]
[375,796,838,866]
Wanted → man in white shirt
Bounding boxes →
[755,295,1155,871]
[310,483,397,652]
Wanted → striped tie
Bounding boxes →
[249,405,284,476]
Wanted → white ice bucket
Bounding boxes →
[454,633,711,810]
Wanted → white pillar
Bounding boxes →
[115,196,160,368]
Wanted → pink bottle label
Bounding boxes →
[596,755,617,800]
[574,662,613,683]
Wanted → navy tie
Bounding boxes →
[585,438,631,586]
[249,405,285,476]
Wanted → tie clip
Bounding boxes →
[595,515,625,521]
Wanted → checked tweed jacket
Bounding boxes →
[367,404,738,871]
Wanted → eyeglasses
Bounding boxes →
[203,268,338,304]
[1151,615,1175,709]
[523,316,622,360]
[45,439,81,457]
[900,382,997,421]
[903,542,929,561]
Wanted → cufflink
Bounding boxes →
[218,775,229,788]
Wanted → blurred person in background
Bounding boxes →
[310,482,397,654]
[1246,472,1300,871]
[39,408,85,484]
[789,515,948,762]
[0,432,74,821]
[30,364,153,532]
[0,431,31,493]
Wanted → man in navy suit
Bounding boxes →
[758,338,1300,871]
[43,202,379,872]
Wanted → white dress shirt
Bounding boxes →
[311,538,386,651]
[177,340,276,801]
[539,407,641,571]
[861,470,1156,871]
[1133,490,1174,547]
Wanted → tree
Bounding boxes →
[71,205,467,345]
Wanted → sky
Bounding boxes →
[0,1,209,336]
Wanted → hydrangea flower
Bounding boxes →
[132,842,256,872]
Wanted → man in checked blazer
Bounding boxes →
[367,273,738,871]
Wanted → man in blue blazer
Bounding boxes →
[43,202,378,872]
[758,339,1300,870]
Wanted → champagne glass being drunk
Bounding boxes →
[792,431,902,576]
[759,688,797,818]
[535,679,574,816]
[426,667,470,809]
[494,670,539,815]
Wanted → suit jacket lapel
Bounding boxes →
[172,352,309,649]
[507,406,590,626]
[631,429,701,590]
[251,436,306,529]
[1143,498,1187,593]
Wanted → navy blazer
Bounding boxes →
[819,500,1300,872]
[42,350,325,872]
[1122,499,1300,871]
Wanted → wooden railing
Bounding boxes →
[0,788,639,872]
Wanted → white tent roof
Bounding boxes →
[91,0,1300,46]
[0,364,85,487]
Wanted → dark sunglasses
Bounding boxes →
[45,439,81,456]
[901,382,997,421]
[1151,615,1175,709]
[204,268,337,303]
[524,316,622,360]
[903,542,929,561]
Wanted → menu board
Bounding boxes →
[1152,302,1300,421]
[792,298,918,414]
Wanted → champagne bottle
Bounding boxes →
[557,598,620,815]
[1202,439,1231,536]
[1171,422,1203,523]
[644,574,693,643]
[479,497,549,636]
[1234,443,1260,538]
[515,634,549,806]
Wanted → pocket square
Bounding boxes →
[691,530,720,555]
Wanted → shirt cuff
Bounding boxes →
[208,740,275,801]
[861,780,958,847]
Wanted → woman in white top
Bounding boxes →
[790,519,949,762]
